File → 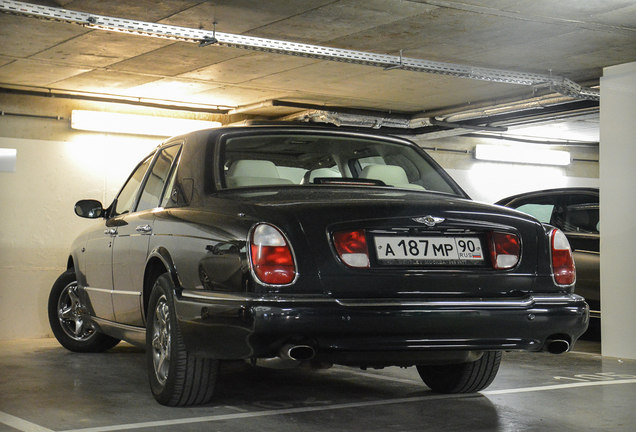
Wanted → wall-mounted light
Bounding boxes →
[474,144,571,166]
[0,148,17,172]
[71,110,222,137]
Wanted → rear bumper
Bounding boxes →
[175,291,589,363]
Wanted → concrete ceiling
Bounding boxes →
[1,0,635,142]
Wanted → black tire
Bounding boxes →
[146,273,219,406]
[417,351,502,393]
[48,269,120,353]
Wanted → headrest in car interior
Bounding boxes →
[228,160,280,178]
[359,164,409,186]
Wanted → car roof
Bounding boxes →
[161,122,413,144]
[495,187,598,205]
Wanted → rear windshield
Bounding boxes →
[219,132,461,195]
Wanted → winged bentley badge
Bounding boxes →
[413,215,445,227]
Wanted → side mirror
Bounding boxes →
[75,199,104,219]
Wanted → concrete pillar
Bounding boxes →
[600,62,636,359]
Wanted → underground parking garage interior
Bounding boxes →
[1,0,636,430]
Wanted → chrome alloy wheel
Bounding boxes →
[151,295,171,386]
[57,281,94,341]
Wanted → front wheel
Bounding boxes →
[146,273,219,406]
[417,351,502,393]
[48,269,120,352]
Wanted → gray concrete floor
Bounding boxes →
[0,338,634,432]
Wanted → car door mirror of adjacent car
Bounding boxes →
[75,199,104,219]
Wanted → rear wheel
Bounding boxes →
[48,269,120,352]
[417,351,502,393]
[146,273,219,406]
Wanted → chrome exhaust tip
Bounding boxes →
[543,338,570,354]
[246,344,318,370]
[280,344,316,361]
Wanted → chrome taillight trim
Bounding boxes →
[549,228,576,287]
[247,222,299,287]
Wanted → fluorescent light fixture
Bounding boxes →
[0,148,17,172]
[71,110,222,137]
[474,144,571,166]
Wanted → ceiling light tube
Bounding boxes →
[0,148,17,172]
[474,144,571,166]
[71,110,222,137]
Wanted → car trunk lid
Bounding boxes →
[232,187,543,300]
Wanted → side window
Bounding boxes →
[113,155,154,216]
[563,194,599,234]
[160,163,179,208]
[515,203,555,224]
[511,195,561,225]
[159,146,183,208]
[137,145,182,212]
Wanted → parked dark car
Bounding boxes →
[495,188,599,322]
[49,125,588,406]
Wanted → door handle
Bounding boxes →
[136,225,153,234]
[104,228,117,236]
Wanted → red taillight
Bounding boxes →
[488,231,521,269]
[333,229,370,268]
[249,223,296,285]
[551,228,576,286]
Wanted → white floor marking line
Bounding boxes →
[0,411,55,432]
[482,378,636,395]
[58,378,636,432]
[341,368,422,384]
[58,394,465,432]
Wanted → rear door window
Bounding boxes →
[563,194,599,234]
[515,203,555,224]
[114,155,154,216]
[509,194,562,225]
[137,145,182,212]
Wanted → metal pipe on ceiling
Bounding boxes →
[466,133,598,147]
[281,110,413,129]
[274,90,596,134]
[0,86,229,114]
[0,0,600,101]
[1,111,64,121]
[440,94,586,123]
[429,118,508,132]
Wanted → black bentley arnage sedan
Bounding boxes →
[49,124,589,405]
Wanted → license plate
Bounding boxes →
[374,236,484,265]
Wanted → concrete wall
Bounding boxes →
[0,135,158,339]
[0,93,600,340]
[0,95,164,339]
